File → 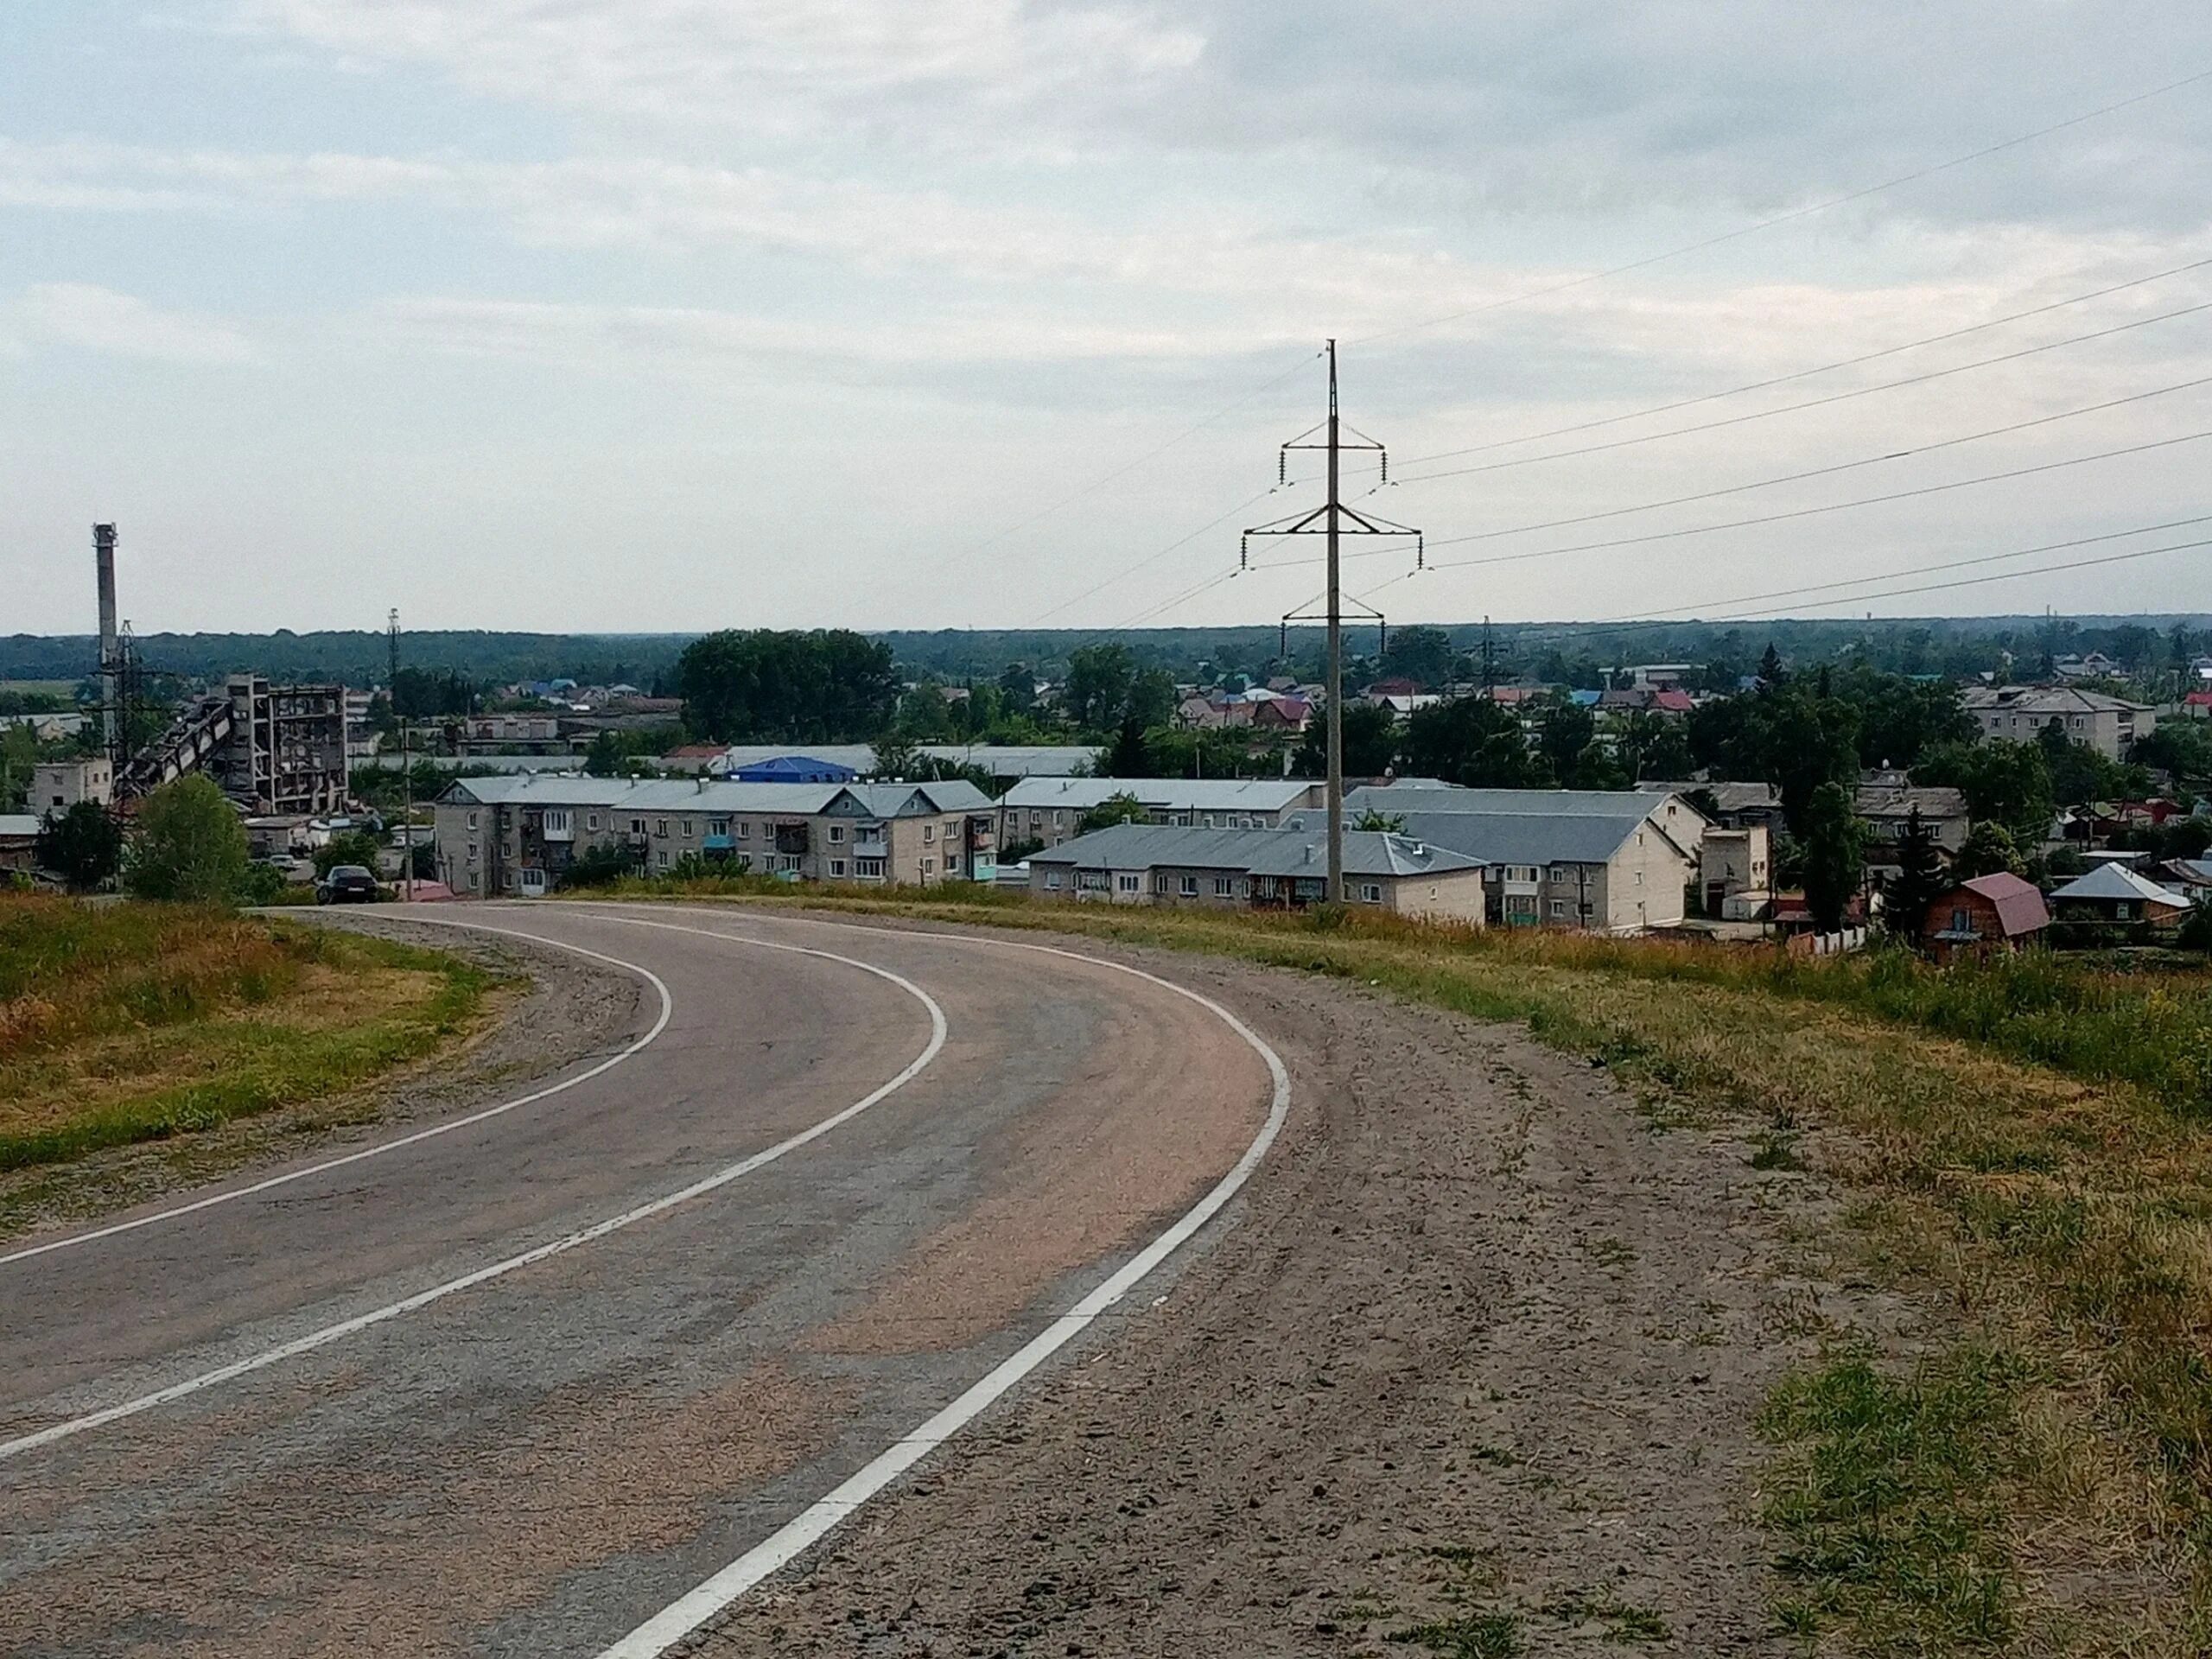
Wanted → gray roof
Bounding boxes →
[2050,863,2192,906]
[1028,823,1484,879]
[1351,784,1688,821]
[1381,809,1678,868]
[669,742,1102,778]
[1853,785,1969,819]
[436,775,989,815]
[1003,777,1321,812]
[1962,685,2152,714]
[0,814,41,839]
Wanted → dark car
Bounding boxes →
[315,864,381,904]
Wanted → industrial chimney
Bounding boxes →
[94,524,118,756]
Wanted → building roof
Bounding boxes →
[2164,858,2212,886]
[1371,808,1681,867]
[2050,863,2192,906]
[1853,784,1969,820]
[1029,823,1484,880]
[436,775,990,816]
[730,754,859,782]
[1002,777,1319,812]
[1961,685,2152,715]
[0,814,41,839]
[1953,873,2050,937]
[1350,784,1686,820]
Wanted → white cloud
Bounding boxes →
[7,284,259,365]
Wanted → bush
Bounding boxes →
[558,840,643,890]
[313,830,385,878]
[125,777,248,905]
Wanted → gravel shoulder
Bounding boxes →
[0,914,646,1246]
[682,923,1856,1657]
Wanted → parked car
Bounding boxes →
[315,864,381,904]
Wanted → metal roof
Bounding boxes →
[0,814,41,839]
[1002,777,1321,811]
[1027,823,1484,879]
[2050,863,2192,906]
[1377,809,1676,867]
[1350,785,1679,821]
[1962,685,2152,714]
[436,776,990,815]
[1955,873,2051,937]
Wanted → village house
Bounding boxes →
[2048,863,2191,925]
[1026,823,1488,923]
[1923,873,2050,963]
[1000,777,1326,851]
[433,774,995,897]
[1961,685,2153,760]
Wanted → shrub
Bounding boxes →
[125,777,248,905]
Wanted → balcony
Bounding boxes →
[854,824,888,854]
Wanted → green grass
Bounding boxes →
[1,894,491,1170]
[1759,1347,2031,1651]
[1385,1611,1521,1657]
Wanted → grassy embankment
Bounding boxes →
[593,872,2212,1655]
[0,893,489,1172]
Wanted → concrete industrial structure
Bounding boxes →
[30,759,113,814]
[1000,778,1328,851]
[1026,823,1489,921]
[432,774,996,897]
[1344,785,1705,931]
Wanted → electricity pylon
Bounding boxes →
[1242,341,1421,901]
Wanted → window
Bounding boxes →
[777,854,802,873]
[1115,873,1141,893]
[2117,901,2133,920]
[467,811,480,830]
[1214,876,1235,896]
[1548,865,1567,881]
[736,821,750,839]
[1053,810,1066,829]
[465,842,478,861]
[680,818,693,839]
[829,823,846,843]
[1549,899,1565,918]
[709,818,728,836]
[655,818,668,837]
[587,813,601,832]
[657,849,670,868]
[855,856,885,879]
[1046,871,1064,890]
[830,859,847,877]
[921,857,935,875]
[1180,875,1199,897]
[630,817,645,836]
[1155,874,1172,893]
[1360,882,1382,904]
[1031,811,1044,829]
[923,823,935,843]
[1634,869,1644,886]
[1951,907,1968,932]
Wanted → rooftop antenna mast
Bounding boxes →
[1242,341,1421,900]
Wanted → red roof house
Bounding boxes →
[1924,873,2050,962]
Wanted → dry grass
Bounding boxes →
[0,893,489,1169]
[596,883,2212,1653]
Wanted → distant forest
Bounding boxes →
[6,614,2209,693]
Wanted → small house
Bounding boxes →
[2049,864,2191,925]
[1924,873,2050,963]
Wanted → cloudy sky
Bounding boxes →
[5,1,2211,636]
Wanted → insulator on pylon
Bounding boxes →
[1415,536,1426,572]
[1278,450,1287,485]
[1380,452,1389,485]
[1239,535,1249,572]
[1280,620,1287,656]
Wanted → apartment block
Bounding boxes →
[1961,685,2153,760]
[1000,777,1326,852]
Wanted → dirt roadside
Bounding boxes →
[0,918,645,1244]
[683,932,1873,1658]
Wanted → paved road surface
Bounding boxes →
[0,904,1279,1658]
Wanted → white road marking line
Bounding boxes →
[0,931,946,1464]
[0,922,674,1270]
[587,905,1291,1659]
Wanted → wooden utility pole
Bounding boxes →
[1243,344,1421,900]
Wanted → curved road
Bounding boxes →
[0,904,1284,1659]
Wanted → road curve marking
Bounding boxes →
[586,904,1291,1659]
[0,929,947,1464]
[0,922,676,1271]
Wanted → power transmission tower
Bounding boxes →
[389,608,413,901]
[1243,340,1421,900]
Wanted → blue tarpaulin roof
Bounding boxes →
[729,754,860,784]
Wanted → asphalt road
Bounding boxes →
[0,903,1281,1659]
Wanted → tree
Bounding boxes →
[1353,808,1407,832]
[997,662,1038,717]
[870,731,918,780]
[1537,699,1597,781]
[1568,739,1629,791]
[560,840,642,889]
[1063,644,1138,732]
[1078,791,1151,833]
[2035,722,2144,807]
[1916,741,2054,849]
[1883,807,1946,945]
[1758,642,1787,687]
[313,829,385,878]
[1800,781,1866,932]
[1954,821,2026,880]
[677,629,900,743]
[1614,709,1693,783]
[35,801,123,892]
[126,776,249,904]
[1293,701,1400,780]
[1378,625,1454,690]
[1401,697,1547,787]
[1842,670,1974,769]
[1102,716,1151,779]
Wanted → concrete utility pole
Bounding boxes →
[94,524,119,762]
[1243,342,1421,900]
[390,607,414,901]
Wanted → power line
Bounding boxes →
[1387,299,2212,486]
[1705,535,2212,620]
[1346,65,2212,349]
[1384,254,2212,471]
[1021,484,1287,627]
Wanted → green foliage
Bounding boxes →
[0,724,38,812]
[2036,721,2147,806]
[390,665,480,718]
[312,830,385,878]
[34,801,123,892]
[1141,724,1279,780]
[1061,644,1175,734]
[583,729,670,777]
[1759,1346,2029,1650]
[677,628,900,743]
[2131,719,2212,783]
[1401,697,1544,787]
[1840,667,1975,769]
[1689,681,1859,835]
[1377,624,1454,690]
[1916,739,2055,849]
[558,840,642,889]
[125,777,249,906]
[1102,715,1151,779]
[1355,808,1408,832]
[1611,709,1692,782]
[1954,822,2025,880]
[1800,781,1866,931]
[1536,699,1595,781]
[1294,701,1399,779]
[996,661,1038,716]
[1078,791,1151,833]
